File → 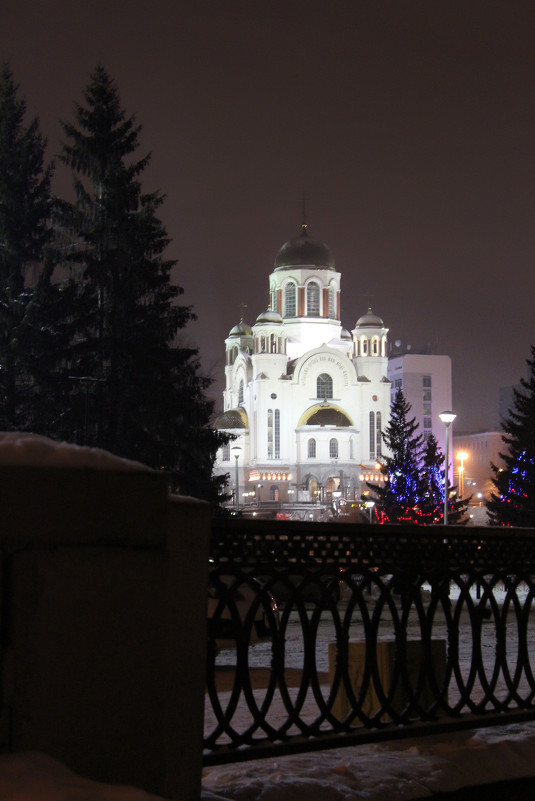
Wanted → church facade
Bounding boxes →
[213,224,391,518]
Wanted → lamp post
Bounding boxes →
[365,499,375,524]
[232,446,241,512]
[456,451,468,499]
[439,411,456,525]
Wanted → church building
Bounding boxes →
[213,224,392,518]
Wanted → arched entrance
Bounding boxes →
[307,475,319,502]
[325,475,340,503]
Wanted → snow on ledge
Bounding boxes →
[0,432,152,472]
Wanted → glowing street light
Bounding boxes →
[439,411,456,525]
[456,451,469,498]
[232,446,242,512]
[365,499,375,524]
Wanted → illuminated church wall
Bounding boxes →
[213,224,393,516]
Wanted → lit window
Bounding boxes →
[274,409,280,459]
[270,486,279,501]
[270,282,277,312]
[329,283,336,318]
[267,409,273,458]
[307,281,320,316]
[376,412,382,457]
[317,373,333,399]
[284,282,296,317]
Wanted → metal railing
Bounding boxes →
[204,519,535,765]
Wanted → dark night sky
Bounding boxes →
[1,0,534,432]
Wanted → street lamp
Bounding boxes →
[456,451,468,499]
[232,446,241,512]
[365,499,375,524]
[439,411,456,525]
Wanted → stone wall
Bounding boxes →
[0,465,210,801]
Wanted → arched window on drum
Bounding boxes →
[306,281,320,317]
[328,282,336,319]
[317,373,333,400]
[284,282,297,317]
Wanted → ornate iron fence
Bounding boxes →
[204,519,535,765]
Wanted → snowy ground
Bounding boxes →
[206,580,535,737]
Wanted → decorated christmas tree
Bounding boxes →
[367,389,423,523]
[368,392,469,525]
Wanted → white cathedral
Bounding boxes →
[213,223,392,518]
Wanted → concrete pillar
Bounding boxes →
[0,464,209,801]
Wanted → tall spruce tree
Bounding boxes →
[367,389,424,523]
[487,345,535,527]
[0,63,65,433]
[0,63,52,290]
[58,66,227,503]
[418,434,469,524]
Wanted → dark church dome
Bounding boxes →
[274,224,335,271]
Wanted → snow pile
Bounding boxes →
[0,432,151,472]
[2,724,535,800]
[201,722,535,800]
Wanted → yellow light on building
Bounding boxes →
[456,451,469,498]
